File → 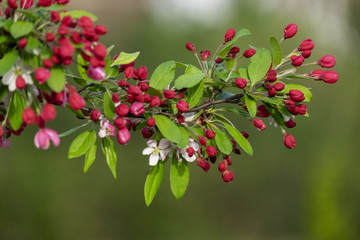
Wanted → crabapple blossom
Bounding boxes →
[142,139,171,166]
[34,128,60,150]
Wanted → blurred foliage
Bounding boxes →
[1,0,359,239]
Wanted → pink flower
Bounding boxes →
[117,128,131,145]
[34,128,60,150]
[98,119,116,138]
[130,103,145,116]
[87,66,105,81]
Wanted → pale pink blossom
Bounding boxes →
[142,139,171,166]
[34,128,60,150]
[98,119,115,138]
[176,138,199,162]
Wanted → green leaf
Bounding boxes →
[216,91,235,101]
[38,4,66,11]
[177,127,190,149]
[176,62,188,69]
[214,128,233,155]
[58,122,90,138]
[66,104,85,118]
[170,156,189,200]
[68,130,96,159]
[0,35,14,45]
[111,51,140,67]
[4,20,13,32]
[0,48,19,76]
[16,10,38,21]
[77,55,90,81]
[84,135,97,173]
[218,29,251,58]
[0,84,8,101]
[223,123,253,156]
[154,115,182,144]
[281,84,312,102]
[269,36,282,67]
[149,61,176,90]
[8,91,26,131]
[104,89,115,119]
[47,67,65,93]
[248,48,272,86]
[186,80,204,109]
[146,87,163,98]
[101,137,117,179]
[144,161,165,206]
[238,67,249,80]
[223,107,251,118]
[185,64,202,74]
[174,73,204,89]
[60,10,98,21]
[263,103,285,127]
[25,35,39,51]
[10,21,33,38]
[261,97,283,105]
[245,94,257,118]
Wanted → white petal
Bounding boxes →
[98,129,106,138]
[159,150,167,160]
[2,69,15,85]
[159,138,170,149]
[185,155,196,162]
[22,74,33,85]
[142,147,154,155]
[147,139,157,148]
[8,79,16,92]
[176,149,182,162]
[189,141,199,151]
[149,153,159,166]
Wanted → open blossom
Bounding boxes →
[34,128,60,150]
[2,60,33,91]
[142,139,171,166]
[176,138,199,162]
[98,119,116,138]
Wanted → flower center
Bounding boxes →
[153,147,159,155]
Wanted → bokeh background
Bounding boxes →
[1,0,360,239]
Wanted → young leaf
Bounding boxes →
[68,130,96,159]
[263,103,285,127]
[149,61,176,90]
[223,123,253,156]
[177,127,190,149]
[281,84,313,102]
[25,35,39,51]
[186,80,204,109]
[84,136,97,173]
[238,67,249,80]
[269,36,282,67]
[214,128,233,155]
[154,115,182,144]
[218,29,251,58]
[104,89,115,119]
[170,156,189,200]
[144,161,165,206]
[174,73,204,89]
[77,55,90,81]
[111,52,140,66]
[0,84,8,101]
[245,94,257,118]
[8,91,26,131]
[101,137,117,179]
[0,48,19,76]
[248,48,272,86]
[47,67,65,93]
[185,64,202,74]
[60,10,98,21]
[10,21,33,38]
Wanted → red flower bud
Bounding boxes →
[56,0,70,4]
[321,70,338,84]
[284,23,297,39]
[252,118,266,131]
[68,92,85,111]
[222,169,234,182]
[224,28,236,43]
[186,42,196,53]
[78,16,93,28]
[243,48,256,58]
[58,25,68,36]
[70,32,82,44]
[309,69,324,78]
[199,136,207,146]
[301,50,312,58]
[267,86,276,97]
[18,38,27,49]
[20,0,33,9]
[289,89,305,102]
[235,78,247,88]
[42,58,54,68]
[118,80,128,88]
[291,55,305,67]
[149,96,160,108]
[38,0,52,7]
[266,69,277,83]
[318,55,336,68]
[36,116,45,128]
[90,109,101,122]
[218,160,228,172]
[285,118,296,128]
[206,145,218,157]
[139,82,149,92]
[200,50,210,61]
[186,147,195,157]
[130,102,145,117]
[197,158,210,172]
[298,104,307,115]
[176,100,189,113]
[61,15,73,27]
[112,93,119,103]
[46,32,55,42]
[163,90,176,99]
[87,66,105,81]
[141,127,154,139]
[176,114,185,123]
[94,25,107,35]
[35,68,51,84]
[256,105,270,117]
[128,85,141,96]
[16,75,26,90]
[114,117,127,129]
[41,104,56,122]
[283,134,296,149]
[298,39,314,51]
[51,11,60,22]
[22,107,36,125]
[241,131,249,139]
[136,66,148,80]
[94,44,107,60]
[116,104,129,117]
[205,129,216,139]
[117,128,131,145]
[215,58,223,64]
[124,67,136,80]
[229,47,240,54]
[224,155,232,165]
[273,82,285,91]
[147,117,156,127]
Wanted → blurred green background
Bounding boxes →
[1,0,360,239]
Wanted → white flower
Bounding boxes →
[142,139,171,166]
[98,119,116,138]
[176,138,199,162]
[2,60,33,92]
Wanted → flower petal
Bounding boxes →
[147,139,157,148]
[149,153,159,166]
[159,150,167,160]
[142,147,154,155]
[45,129,60,147]
[159,138,170,149]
